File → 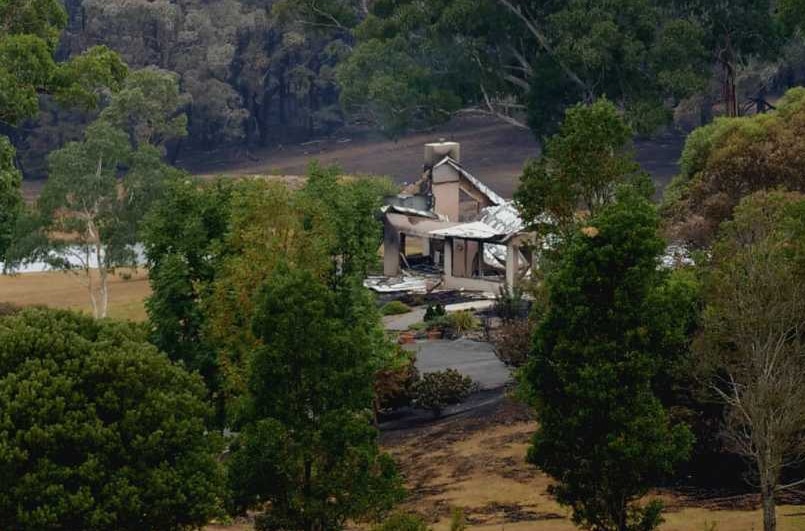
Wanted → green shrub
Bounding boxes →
[374,513,431,531]
[424,315,449,331]
[424,303,446,322]
[413,369,473,417]
[446,310,480,335]
[0,308,224,531]
[382,300,412,316]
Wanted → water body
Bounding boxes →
[1,244,146,274]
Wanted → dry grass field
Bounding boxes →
[0,268,150,321]
[202,398,805,531]
[382,399,805,531]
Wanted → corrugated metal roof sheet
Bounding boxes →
[434,157,506,206]
[428,221,503,240]
[478,202,525,236]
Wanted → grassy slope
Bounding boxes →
[103,113,685,200]
[384,400,805,531]
[23,112,684,207]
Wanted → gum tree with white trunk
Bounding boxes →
[36,122,180,318]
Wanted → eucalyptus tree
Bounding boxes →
[338,0,710,137]
[99,67,189,150]
[0,0,126,261]
[36,122,182,319]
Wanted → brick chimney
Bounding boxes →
[424,140,460,168]
[425,141,461,221]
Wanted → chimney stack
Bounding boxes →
[424,141,460,168]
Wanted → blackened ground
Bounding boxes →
[177,113,685,200]
[22,114,684,201]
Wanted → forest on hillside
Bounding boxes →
[6,0,805,178]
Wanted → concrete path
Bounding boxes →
[381,300,495,331]
[382,308,426,331]
[402,339,512,390]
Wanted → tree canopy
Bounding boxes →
[338,0,710,137]
[29,119,182,318]
[0,0,126,127]
[695,190,805,531]
[142,178,235,418]
[0,308,224,531]
[524,187,694,531]
[99,67,189,150]
[0,136,22,263]
[663,86,805,246]
[515,99,649,234]
[229,267,403,530]
[3,0,805,172]
[143,167,394,418]
[0,0,127,261]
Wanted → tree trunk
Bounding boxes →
[279,73,287,129]
[722,35,738,118]
[617,498,628,531]
[725,61,738,118]
[700,93,713,126]
[96,243,108,319]
[87,262,98,320]
[762,484,777,531]
[372,394,380,429]
[169,138,183,165]
[304,459,313,531]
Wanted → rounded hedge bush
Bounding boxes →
[0,308,224,531]
[413,369,473,417]
[382,300,412,316]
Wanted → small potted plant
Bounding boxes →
[426,326,443,340]
[397,330,416,344]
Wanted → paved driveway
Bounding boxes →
[402,339,512,390]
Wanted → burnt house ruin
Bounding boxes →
[380,142,535,292]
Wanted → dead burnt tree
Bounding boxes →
[698,192,805,531]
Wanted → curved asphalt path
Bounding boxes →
[380,338,513,431]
